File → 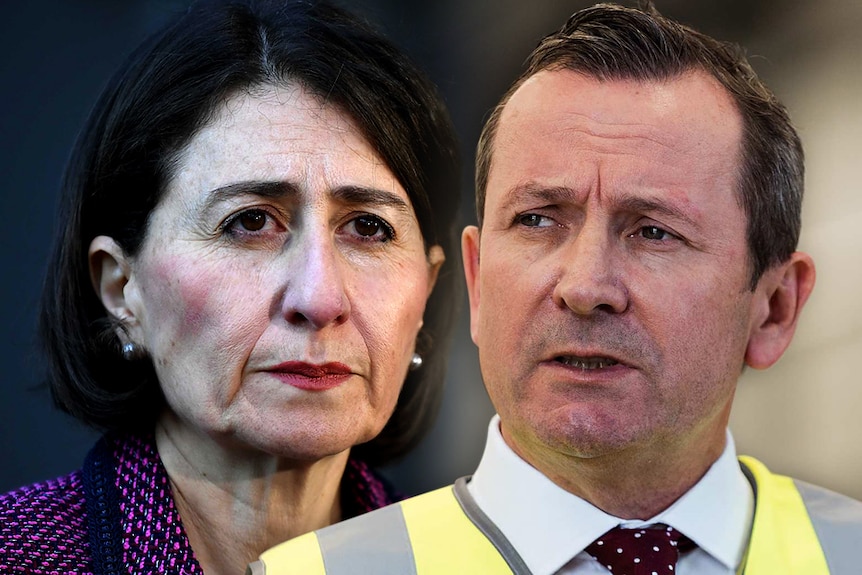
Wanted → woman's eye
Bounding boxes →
[346,214,394,242]
[236,210,268,232]
[355,215,381,237]
[223,208,280,237]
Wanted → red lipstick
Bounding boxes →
[267,361,352,391]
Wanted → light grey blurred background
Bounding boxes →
[2,0,860,499]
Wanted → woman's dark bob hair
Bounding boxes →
[40,0,461,466]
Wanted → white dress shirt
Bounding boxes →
[467,416,753,575]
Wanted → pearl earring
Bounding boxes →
[122,342,138,361]
[409,352,423,371]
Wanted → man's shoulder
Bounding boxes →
[793,478,862,533]
[743,456,862,574]
[319,483,457,542]
[784,478,862,575]
[253,485,466,574]
[795,478,862,508]
[741,455,862,530]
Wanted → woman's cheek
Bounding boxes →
[140,254,262,350]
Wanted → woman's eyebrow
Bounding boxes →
[202,181,299,209]
[330,186,411,214]
[199,181,411,216]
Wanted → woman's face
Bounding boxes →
[114,85,442,459]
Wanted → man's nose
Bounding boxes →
[279,231,351,329]
[552,224,628,315]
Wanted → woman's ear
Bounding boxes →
[425,244,446,298]
[88,236,139,330]
[745,251,816,369]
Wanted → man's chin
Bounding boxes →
[529,411,654,461]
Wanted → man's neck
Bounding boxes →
[502,423,727,520]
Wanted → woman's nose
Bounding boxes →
[279,232,351,329]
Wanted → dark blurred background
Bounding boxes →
[2,0,861,498]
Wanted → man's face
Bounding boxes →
[464,69,761,469]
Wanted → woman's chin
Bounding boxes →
[224,423,377,464]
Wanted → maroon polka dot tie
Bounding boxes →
[585,524,695,575]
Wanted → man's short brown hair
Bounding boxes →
[475,2,803,288]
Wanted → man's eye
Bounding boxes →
[518,213,550,227]
[638,226,672,241]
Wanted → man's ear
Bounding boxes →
[745,251,816,369]
[88,236,139,334]
[462,226,481,345]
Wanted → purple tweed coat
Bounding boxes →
[0,433,399,574]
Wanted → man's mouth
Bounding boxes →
[554,355,620,370]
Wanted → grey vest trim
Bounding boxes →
[739,462,758,575]
[316,503,417,575]
[453,477,533,575]
[795,479,862,575]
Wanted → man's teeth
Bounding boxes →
[556,356,619,369]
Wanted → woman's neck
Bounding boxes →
[154,416,350,575]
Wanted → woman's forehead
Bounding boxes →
[164,84,406,208]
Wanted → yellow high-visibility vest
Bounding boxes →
[249,456,862,574]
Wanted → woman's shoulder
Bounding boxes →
[342,457,405,518]
[0,470,88,527]
[0,471,92,572]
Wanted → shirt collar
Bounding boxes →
[467,416,753,575]
[646,430,753,570]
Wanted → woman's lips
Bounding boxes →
[266,361,353,391]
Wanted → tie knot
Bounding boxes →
[585,524,695,575]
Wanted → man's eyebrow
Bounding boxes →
[616,195,698,227]
[497,184,699,226]
[330,186,411,214]
[498,183,577,212]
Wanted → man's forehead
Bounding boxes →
[480,68,746,234]
[486,69,743,198]
[499,68,740,147]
